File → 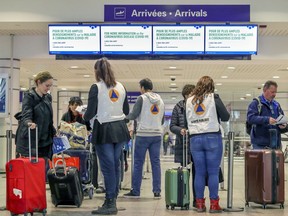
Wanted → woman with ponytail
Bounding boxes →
[84,58,130,215]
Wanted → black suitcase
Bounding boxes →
[48,166,84,207]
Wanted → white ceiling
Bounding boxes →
[1,22,288,104]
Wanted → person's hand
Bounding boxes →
[269,117,277,125]
[180,128,187,136]
[278,123,287,129]
[28,122,37,129]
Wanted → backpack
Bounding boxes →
[245,97,262,135]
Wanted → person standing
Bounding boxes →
[84,57,130,215]
[186,76,230,213]
[124,78,164,199]
[15,71,56,180]
[247,80,287,149]
[15,71,55,159]
[170,84,196,207]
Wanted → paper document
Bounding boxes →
[276,114,288,125]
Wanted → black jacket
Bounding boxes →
[170,100,191,164]
[15,88,56,158]
[61,110,91,131]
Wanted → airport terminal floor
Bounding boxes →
[0,155,287,216]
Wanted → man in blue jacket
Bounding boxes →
[247,80,287,149]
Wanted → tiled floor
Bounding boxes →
[0,155,287,216]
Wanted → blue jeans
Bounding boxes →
[190,133,223,199]
[132,136,161,195]
[95,141,125,199]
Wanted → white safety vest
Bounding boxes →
[186,93,220,134]
[95,81,126,124]
[137,94,164,134]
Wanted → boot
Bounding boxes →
[209,197,222,213]
[195,198,206,212]
[92,198,118,215]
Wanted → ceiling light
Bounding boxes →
[20,87,27,91]
[70,66,79,69]
[221,76,228,79]
[227,66,235,70]
[215,89,218,92]
[246,93,252,97]
[170,83,177,86]
[240,97,245,100]
[272,76,280,79]
[171,88,177,91]
[169,66,177,69]
[216,83,222,86]
[83,75,90,78]
[61,88,67,90]
[171,97,176,100]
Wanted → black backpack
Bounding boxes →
[246,97,262,135]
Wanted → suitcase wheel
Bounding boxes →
[166,204,169,209]
[185,204,189,210]
[280,203,284,209]
[171,205,175,210]
[88,188,94,199]
[262,204,267,209]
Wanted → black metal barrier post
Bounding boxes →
[223,131,244,212]
[0,130,13,164]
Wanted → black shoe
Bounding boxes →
[123,190,140,198]
[154,192,161,199]
[92,199,118,215]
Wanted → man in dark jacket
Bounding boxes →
[247,80,288,149]
[170,84,196,206]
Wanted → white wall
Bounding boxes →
[0,0,288,22]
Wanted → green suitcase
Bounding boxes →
[165,167,190,210]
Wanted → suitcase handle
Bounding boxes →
[182,131,189,167]
[52,152,68,176]
[28,125,38,162]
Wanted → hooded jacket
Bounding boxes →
[126,92,164,136]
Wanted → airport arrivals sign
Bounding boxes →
[104,5,250,22]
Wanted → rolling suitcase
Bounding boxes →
[6,126,47,215]
[245,149,285,208]
[47,157,84,207]
[165,132,190,210]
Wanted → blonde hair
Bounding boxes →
[34,71,53,86]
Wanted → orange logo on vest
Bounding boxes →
[150,104,159,115]
[194,103,205,115]
[109,89,119,102]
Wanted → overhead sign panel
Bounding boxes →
[104,5,250,22]
[153,25,205,54]
[205,25,258,55]
[101,25,152,54]
[49,25,100,55]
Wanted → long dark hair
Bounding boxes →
[192,76,215,104]
[94,57,116,88]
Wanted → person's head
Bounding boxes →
[94,57,116,88]
[68,96,83,113]
[192,76,215,104]
[263,80,278,101]
[182,84,195,99]
[139,78,153,94]
[34,71,53,95]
